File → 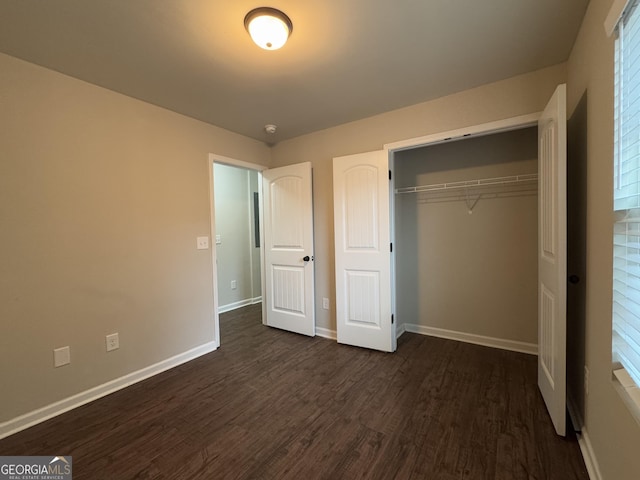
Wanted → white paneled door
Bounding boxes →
[538,84,567,436]
[263,162,315,336]
[333,151,395,352]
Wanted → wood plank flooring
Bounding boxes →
[0,304,588,479]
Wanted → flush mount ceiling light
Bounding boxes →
[244,7,292,50]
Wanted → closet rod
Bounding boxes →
[395,173,538,195]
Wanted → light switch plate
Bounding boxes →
[322,298,330,310]
[215,234,222,245]
[54,346,70,367]
[196,236,209,250]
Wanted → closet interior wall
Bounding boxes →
[394,127,538,347]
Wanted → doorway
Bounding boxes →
[392,127,539,353]
[209,155,316,347]
[213,163,262,316]
[209,154,267,347]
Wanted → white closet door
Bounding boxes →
[263,162,315,336]
[538,84,567,436]
[333,150,394,352]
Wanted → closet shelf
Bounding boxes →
[395,173,538,195]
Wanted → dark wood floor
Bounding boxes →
[1,304,588,479]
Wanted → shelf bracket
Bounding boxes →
[465,190,481,214]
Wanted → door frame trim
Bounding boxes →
[383,112,542,153]
[208,153,267,348]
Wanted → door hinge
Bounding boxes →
[390,243,393,252]
[389,170,392,180]
[391,314,395,324]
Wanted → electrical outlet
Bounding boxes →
[196,236,209,250]
[584,365,590,396]
[322,297,330,310]
[231,280,237,290]
[215,234,222,245]
[54,346,70,367]
[106,333,119,352]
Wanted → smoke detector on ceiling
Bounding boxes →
[264,124,277,134]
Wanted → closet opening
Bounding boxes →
[391,126,539,354]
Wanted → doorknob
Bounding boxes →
[303,255,311,262]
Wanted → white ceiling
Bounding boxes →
[0,1,589,143]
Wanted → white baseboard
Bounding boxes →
[396,323,406,339]
[315,327,337,340]
[404,323,538,355]
[218,296,262,314]
[0,341,217,440]
[577,427,603,480]
[566,392,602,480]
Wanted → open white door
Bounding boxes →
[333,150,395,352]
[538,84,567,436]
[263,162,315,336]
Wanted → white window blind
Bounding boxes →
[614,0,640,389]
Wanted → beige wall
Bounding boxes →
[271,64,566,332]
[394,128,538,345]
[566,0,640,478]
[0,53,270,421]
[6,13,637,476]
